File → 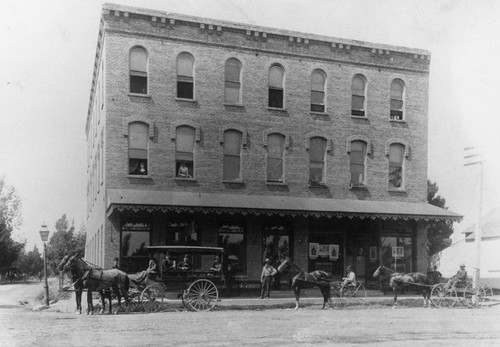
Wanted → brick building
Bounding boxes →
[85,3,461,288]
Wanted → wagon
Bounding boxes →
[127,246,224,312]
[429,279,493,308]
[329,280,367,306]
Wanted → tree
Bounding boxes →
[17,245,44,278]
[427,180,454,255]
[0,177,24,274]
[46,214,86,274]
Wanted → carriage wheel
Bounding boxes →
[462,283,480,308]
[478,285,494,304]
[430,284,457,308]
[128,289,143,312]
[141,284,165,313]
[182,279,218,311]
[329,283,345,307]
[342,283,367,305]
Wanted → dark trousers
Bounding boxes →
[261,276,272,298]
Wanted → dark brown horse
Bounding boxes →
[373,265,431,308]
[277,258,332,310]
[58,255,130,315]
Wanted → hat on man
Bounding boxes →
[265,258,271,263]
[460,263,466,268]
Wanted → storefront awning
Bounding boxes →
[106,189,462,222]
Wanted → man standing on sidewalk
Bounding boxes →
[260,258,277,299]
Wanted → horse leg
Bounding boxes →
[423,288,430,308]
[87,290,93,315]
[293,285,300,310]
[392,286,398,309]
[114,288,121,314]
[98,290,106,314]
[320,285,330,310]
[75,288,82,315]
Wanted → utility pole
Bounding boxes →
[464,146,483,289]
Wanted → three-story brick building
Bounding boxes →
[85,3,461,288]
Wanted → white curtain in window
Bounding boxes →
[269,66,284,88]
[128,122,148,158]
[177,53,194,78]
[130,48,147,74]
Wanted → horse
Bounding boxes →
[58,255,130,315]
[277,258,332,310]
[372,265,431,308]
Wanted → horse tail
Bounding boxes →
[124,272,130,292]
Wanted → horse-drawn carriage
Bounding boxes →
[430,279,494,308]
[59,246,224,314]
[128,246,224,312]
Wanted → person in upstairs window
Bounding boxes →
[131,161,147,175]
[178,162,191,178]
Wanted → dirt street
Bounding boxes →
[1,283,500,346]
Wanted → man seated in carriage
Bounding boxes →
[210,256,222,274]
[445,264,467,288]
[340,265,356,293]
[178,254,191,271]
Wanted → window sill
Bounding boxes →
[309,182,327,188]
[310,111,329,116]
[388,188,406,193]
[175,177,197,182]
[389,119,406,123]
[351,115,367,120]
[267,107,287,112]
[176,97,197,103]
[127,174,151,179]
[224,103,244,107]
[350,184,368,190]
[266,181,287,186]
[128,93,151,98]
[223,180,245,184]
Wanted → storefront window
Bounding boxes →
[218,222,245,275]
[380,236,413,273]
[121,221,151,272]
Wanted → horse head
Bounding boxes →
[277,257,292,274]
[373,265,391,278]
[57,255,71,272]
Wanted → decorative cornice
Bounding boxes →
[262,129,290,149]
[122,117,155,138]
[107,203,461,222]
[170,120,201,142]
[346,135,372,154]
[305,132,333,152]
[385,139,411,158]
[218,125,248,147]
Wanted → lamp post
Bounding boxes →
[39,224,50,306]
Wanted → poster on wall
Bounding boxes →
[319,244,330,257]
[392,246,404,259]
[309,243,319,259]
[369,247,377,262]
[329,244,339,261]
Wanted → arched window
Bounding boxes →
[128,122,149,175]
[175,126,195,178]
[129,47,148,94]
[267,133,285,182]
[223,130,243,181]
[351,75,366,116]
[309,137,327,185]
[349,140,366,186]
[390,79,404,120]
[311,70,326,112]
[177,53,194,99]
[268,65,284,108]
[224,58,242,104]
[389,143,405,189]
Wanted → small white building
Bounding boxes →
[438,208,500,288]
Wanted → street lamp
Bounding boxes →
[39,224,50,306]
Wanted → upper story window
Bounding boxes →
[128,122,149,175]
[351,75,366,117]
[389,143,405,189]
[224,58,242,104]
[268,65,284,108]
[349,140,367,187]
[223,130,243,181]
[311,70,326,112]
[267,133,285,182]
[129,47,148,94]
[390,79,405,120]
[177,53,194,99]
[176,126,195,178]
[309,137,327,185]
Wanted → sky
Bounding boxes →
[1,0,499,251]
